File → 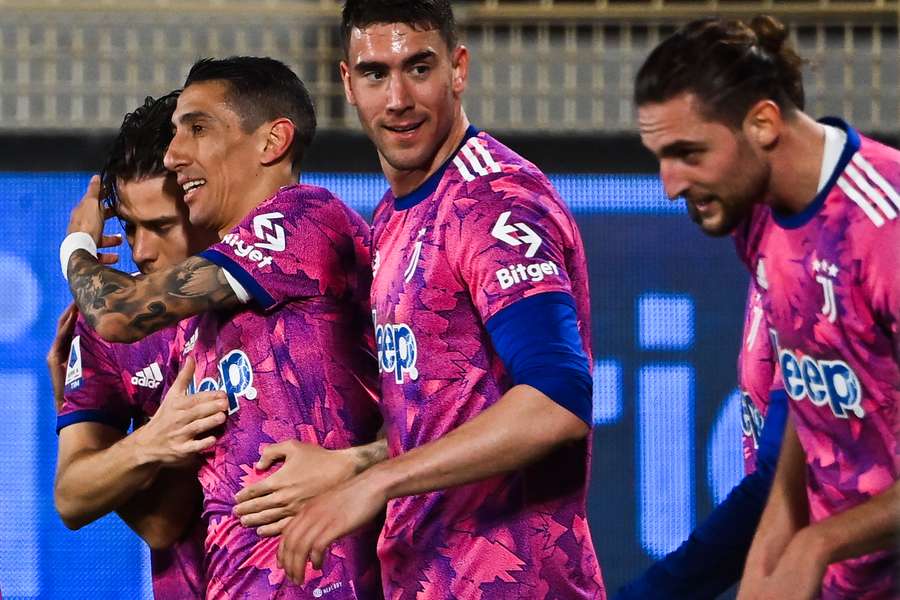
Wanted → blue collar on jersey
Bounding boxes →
[394,124,480,210]
[771,117,861,229]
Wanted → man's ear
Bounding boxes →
[450,45,469,97]
[340,61,357,106]
[743,99,783,150]
[260,118,296,166]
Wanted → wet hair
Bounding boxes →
[100,90,180,209]
[340,0,458,56]
[183,56,316,171]
[635,15,806,127]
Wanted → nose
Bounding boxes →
[660,159,690,200]
[164,130,188,172]
[385,75,413,113]
[131,228,156,272]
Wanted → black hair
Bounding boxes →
[340,0,457,56]
[100,90,180,209]
[184,56,316,171]
[635,15,805,127]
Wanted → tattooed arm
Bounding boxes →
[67,250,240,343]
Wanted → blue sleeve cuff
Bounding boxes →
[56,409,131,435]
[756,390,788,477]
[486,291,593,425]
[200,249,276,310]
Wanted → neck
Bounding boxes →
[217,166,296,237]
[767,112,827,215]
[383,109,471,198]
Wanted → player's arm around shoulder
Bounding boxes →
[63,177,240,343]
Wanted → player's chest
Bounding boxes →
[754,228,867,347]
[371,211,464,316]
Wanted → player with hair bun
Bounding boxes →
[636,15,899,600]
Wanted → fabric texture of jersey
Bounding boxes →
[370,127,604,599]
[733,119,900,599]
[737,280,780,473]
[193,184,382,599]
[58,315,205,598]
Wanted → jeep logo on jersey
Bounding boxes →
[740,392,764,449]
[252,212,286,252]
[778,348,864,419]
[491,211,542,258]
[373,312,419,383]
[190,350,257,414]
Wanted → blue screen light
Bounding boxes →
[708,389,745,506]
[637,364,695,558]
[593,359,623,425]
[638,293,695,350]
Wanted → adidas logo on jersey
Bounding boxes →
[453,137,501,182]
[837,153,900,228]
[182,327,199,356]
[132,362,164,389]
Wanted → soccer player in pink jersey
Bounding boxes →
[49,92,221,598]
[277,2,604,598]
[60,58,384,598]
[635,16,899,600]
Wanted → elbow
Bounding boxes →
[92,317,141,344]
[140,526,181,551]
[54,491,91,531]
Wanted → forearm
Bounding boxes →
[745,418,809,573]
[66,251,236,342]
[117,465,203,550]
[349,437,389,476]
[802,481,900,564]
[55,432,161,529]
[361,384,588,500]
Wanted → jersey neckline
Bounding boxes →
[394,125,480,210]
[771,117,861,229]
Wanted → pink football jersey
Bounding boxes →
[734,120,899,598]
[59,315,205,598]
[193,184,382,599]
[736,280,779,474]
[370,127,604,599]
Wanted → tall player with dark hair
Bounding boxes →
[277,2,605,598]
[60,57,384,597]
[635,15,898,600]
[50,91,221,598]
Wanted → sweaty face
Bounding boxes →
[638,93,769,236]
[164,80,264,233]
[115,175,216,274]
[341,23,465,176]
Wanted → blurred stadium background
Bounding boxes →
[0,1,896,598]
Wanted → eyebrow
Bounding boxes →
[175,110,213,126]
[119,215,179,228]
[354,50,438,74]
[657,140,706,158]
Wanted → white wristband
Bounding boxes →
[60,232,98,280]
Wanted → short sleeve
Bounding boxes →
[200,186,357,311]
[58,317,132,434]
[447,173,578,323]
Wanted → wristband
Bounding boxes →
[60,232,98,280]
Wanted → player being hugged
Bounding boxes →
[50,91,221,598]
[276,2,605,599]
[61,58,384,599]
[635,15,899,600]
